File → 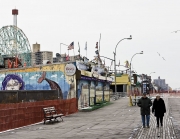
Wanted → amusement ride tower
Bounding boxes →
[0,9,32,67]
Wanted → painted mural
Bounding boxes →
[0,64,76,99]
[78,80,89,109]
[90,81,95,105]
[2,74,25,90]
[104,83,110,101]
[96,81,103,103]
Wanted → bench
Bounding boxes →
[42,106,64,124]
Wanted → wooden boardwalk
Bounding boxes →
[133,96,178,139]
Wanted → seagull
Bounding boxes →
[162,57,166,61]
[171,30,180,33]
[157,52,160,56]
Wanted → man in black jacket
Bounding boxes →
[152,94,166,127]
[137,93,152,128]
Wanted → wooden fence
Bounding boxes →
[0,98,78,132]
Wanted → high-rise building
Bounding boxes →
[32,43,40,53]
[153,76,169,91]
[31,43,53,65]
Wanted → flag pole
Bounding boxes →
[73,49,75,56]
[86,42,87,58]
[98,33,101,54]
[60,43,61,54]
[78,42,80,55]
[73,42,75,56]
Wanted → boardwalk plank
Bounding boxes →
[134,95,177,139]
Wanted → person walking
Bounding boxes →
[137,93,152,128]
[152,94,166,127]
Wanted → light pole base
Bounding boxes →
[129,95,133,106]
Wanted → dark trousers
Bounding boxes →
[141,115,150,126]
[156,116,163,126]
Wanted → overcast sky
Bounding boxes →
[1,0,180,89]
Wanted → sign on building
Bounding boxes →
[65,63,76,76]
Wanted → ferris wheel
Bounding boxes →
[0,25,31,66]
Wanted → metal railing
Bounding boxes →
[110,92,127,101]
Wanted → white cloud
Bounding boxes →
[34,74,40,77]
[60,75,64,78]
[17,74,23,78]
[28,74,40,80]
[51,74,57,78]
[30,76,37,80]
[0,74,5,78]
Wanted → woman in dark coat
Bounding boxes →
[152,94,166,127]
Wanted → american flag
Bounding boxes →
[68,42,74,50]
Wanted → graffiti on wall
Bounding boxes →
[96,81,103,103]
[78,80,89,109]
[104,83,110,101]
[38,71,63,99]
[0,64,76,99]
[2,74,25,90]
[77,79,110,108]
[90,81,95,105]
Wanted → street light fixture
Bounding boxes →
[129,51,143,95]
[99,56,114,61]
[60,43,69,54]
[114,35,132,96]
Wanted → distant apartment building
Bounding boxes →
[31,43,53,65]
[153,76,169,91]
[53,53,81,63]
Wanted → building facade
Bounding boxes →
[110,74,129,96]
[31,43,53,65]
[0,60,111,109]
[153,76,169,91]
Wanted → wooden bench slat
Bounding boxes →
[42,106,64,124]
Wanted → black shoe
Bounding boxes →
[157,125,159,128]
[143,126,145,128]
[161,124,163,127]
[147,126,150,128]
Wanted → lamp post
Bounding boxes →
[129,51,143,95]
[100,55,130,100]
[60,43,69,55]
[114,35,132,96]
[148,72,155,94]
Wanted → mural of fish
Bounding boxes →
[38,71,63,99]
